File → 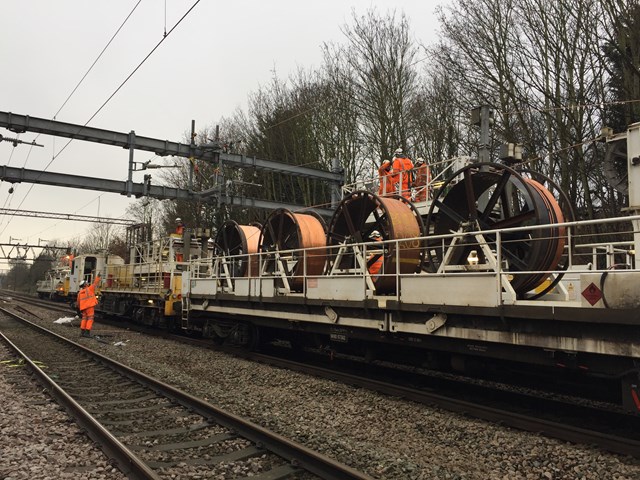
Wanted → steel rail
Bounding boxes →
[241,351,640,459]
[0,323,159,480]
[0,291,75,315]
[122,327,640,459]
[0,307,373,480]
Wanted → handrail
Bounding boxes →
[184,213,639,305]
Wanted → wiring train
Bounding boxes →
[35,253,73,300]
[64,126,640,415]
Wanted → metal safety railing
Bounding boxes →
[185,213,640,306]
[102,261,184,294]
[341,156,474,201]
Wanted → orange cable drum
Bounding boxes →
[327,191,422,294]
[259,209,327,292]
[215,221,262,278]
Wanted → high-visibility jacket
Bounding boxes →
[378,163,394,196]
[392,156,414,198]
[368,238,384,278]
[77,275,101,311]
[413,163,432,202]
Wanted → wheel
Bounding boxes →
[517,169,575,299]
[214,220,261,278]
[424,162,568,297]
[259,209,327,291]
[326,190,423,294]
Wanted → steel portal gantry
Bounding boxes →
[0,111,340,216]
[0,243,69,262]
[0,208,137,225]
[0,111,342,181]
[0,165,333,215]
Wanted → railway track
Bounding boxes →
[0,290,75,315]
[0,307,372,480]
[240,349,640,458]
[5,291,640,458]
[159,332,640,458]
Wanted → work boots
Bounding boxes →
[80,329,91,338]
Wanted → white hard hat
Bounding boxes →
[176,217,182,223]
[79,280,87,288]
[416,157,425,164]
[394,148,403,155]
[370,230,381,239]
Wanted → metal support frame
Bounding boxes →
[0,243,68,262]
[0,111,343,183]
[436,229,517,304]
[0,111,341,215]
[0,207,136,225]
[471,106,492,163]
[625,123,640,257]
[267,251,292,295]
[326,242,377,293]
[218,257,234,292]
[0,165,333,215]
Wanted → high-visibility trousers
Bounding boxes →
[80,306,95,331]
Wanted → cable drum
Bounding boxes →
[259,209,327,292]
[424,163,569,297]
[214,221,261,278]
[326,191,423,294]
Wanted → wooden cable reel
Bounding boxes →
[214,220,261,278]
[326,191,423,294]
[259,209,327,292]
[424,162,568,297]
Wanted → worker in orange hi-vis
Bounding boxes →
[367,230,384,282]
[391,148,414,199]
[413,157,432,202]
[175,217,185,235]
[78,273,101,337]
[377,159,394,196]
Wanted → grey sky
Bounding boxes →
[0,0,446,268]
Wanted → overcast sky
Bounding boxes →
[0,0,447,269]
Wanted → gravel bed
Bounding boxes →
[0,339,127,479]
[9,305,640,480]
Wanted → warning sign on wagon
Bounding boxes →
[582,282,602,306]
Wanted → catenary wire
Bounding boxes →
[2,0,202,241]
[0,1,144,237]
[53,0,144,120]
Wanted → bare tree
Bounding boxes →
[125,198,165,237]
[323,9,420,163]
[77,222,124,254]
[409,67,467,177]
[433,0,610,217]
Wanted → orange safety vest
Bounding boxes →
[367,238,384,278]
[77,276,100,311]
[392,156,414,198]
[377,164,394,196]
[413,163,432,202]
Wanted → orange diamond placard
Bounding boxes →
[582,282,602,306]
